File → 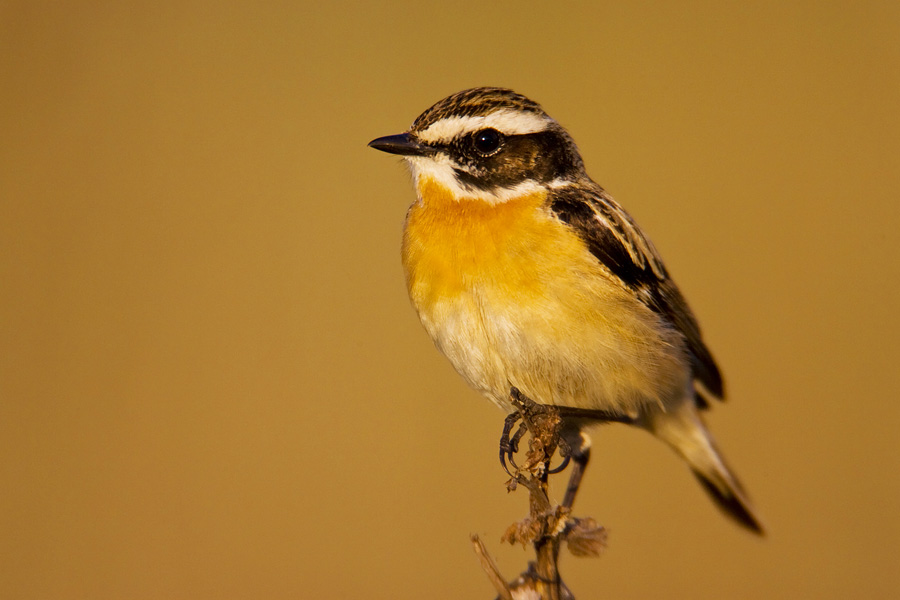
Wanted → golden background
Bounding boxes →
[2,1,898,598]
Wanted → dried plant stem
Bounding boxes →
[471,535,513,600]
[473,388,603,599]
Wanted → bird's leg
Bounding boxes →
[505,388,567,482]
[499,412,519,475]
[555,406,638,426]
[500,388,637,486]
[506,422,529,471]
[500,390,637,507]
[560,431,591,510]
[499,412,528,476]
[553,409,636,510]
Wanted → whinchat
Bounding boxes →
[369,87,762,534]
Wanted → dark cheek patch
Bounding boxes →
[449,132,579,192]
[433,128,582,196]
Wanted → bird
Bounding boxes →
[368,87,763,534]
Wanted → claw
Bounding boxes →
[498,390,611,510]
[507,422,528,471]
[547,453,571,475]
[547,434,572,474]
[499,412,522,477]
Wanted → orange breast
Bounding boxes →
[399,177,689,414]
[401,177,587,310]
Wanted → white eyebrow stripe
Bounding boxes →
[416,109,552,144]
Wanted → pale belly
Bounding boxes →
[412,264,690,415]
[402,181,690,416]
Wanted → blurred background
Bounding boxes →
[2,1,898,598]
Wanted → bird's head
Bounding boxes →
[369,87,586,203]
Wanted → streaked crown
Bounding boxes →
[370,87,587,201]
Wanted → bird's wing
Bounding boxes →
[548,183,724,402]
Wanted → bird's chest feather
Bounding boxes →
[401,178,574,305]
[400,178,688,412]
[401,178,602,397]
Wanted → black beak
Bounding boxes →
[367,133,431,157]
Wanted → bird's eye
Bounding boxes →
[472,128,502,156]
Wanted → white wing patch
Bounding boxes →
[416,109,552,144]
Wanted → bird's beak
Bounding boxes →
[367,133,432,157]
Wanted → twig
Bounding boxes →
[509,388,565,600]
[471,535,513,600]
[471,388,609,598]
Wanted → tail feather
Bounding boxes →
[647,402,764,535]
[691,468,764,534]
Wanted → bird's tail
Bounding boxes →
[646,402,764,535]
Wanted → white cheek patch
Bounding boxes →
[405,155,546,205]
[406,155,468,197]
[416,109,552,144]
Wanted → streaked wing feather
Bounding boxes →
[549,184,724,401]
